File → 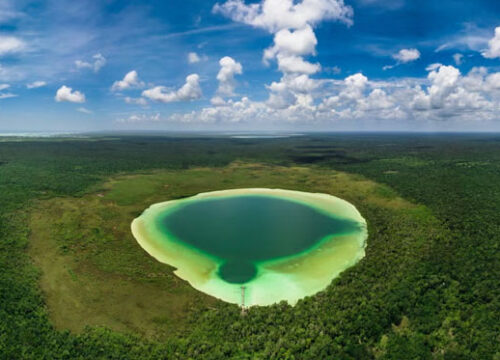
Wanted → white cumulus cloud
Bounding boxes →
[188,52,201,63]
[393,48,420,63]
[142,74,202,103]
[108,1,500,130]
[153,64,500,128]
[264,25,318,61]
[55,85,86,103]
[215,56,243,97]
[384,48,421,70]
[111,70,145,92]
[277,54,320,74]
[264,25,320,75]
[482,26,500,59]
[412,65,460,110]
[75,53,107,73]
[215,0,351,111]
[0,35,25,56]
[213,0,353,33]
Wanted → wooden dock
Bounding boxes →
[241,286,247,315]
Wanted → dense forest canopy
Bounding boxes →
[0,134,499,359]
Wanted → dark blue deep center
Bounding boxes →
[160,195,360,284]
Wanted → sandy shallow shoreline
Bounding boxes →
[131,188,368,306]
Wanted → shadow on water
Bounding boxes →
[161,195,361,284]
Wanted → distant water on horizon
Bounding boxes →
[0,131,73,137]
[227,133,304,139]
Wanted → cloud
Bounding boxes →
[215,56,243,97]
[55,85,86,103]
[263,25,320,75]
[393,48,420,63]
[425,63,443,72]
[187,51,208,64]
[75,53,107,73]
[266,73,318,109]
[188,52,201,63]
[0,92,16,99]
[434,23,499,55]
[125,96,148,106]
[420,65,461,109]
[75,61,91,70]
[408,65,497,119]
[453,53,464,66]
[166,97,268,125]
[26,81,47,89]
[142,74,202,103]
[92,54,107,72]
[154,64,500,128]
[320,73,369,110]
[213,0,353,33]
[264,25,317,60]
[482,26,500,59]
[211,96,227,106]
[436,34,489,53]
[215,0,352,112]
[358,88,394,111]
[116,113,161,124]
[0,1,24,23]
[277,54,320,74]
[0,80,17,98]
[325,66,342,75]
[485,72,500,90]
[77,107,92,114]
[0,35,25,56]
[111,70,145,92]
[0,62,23,82]
[384,48,420,70]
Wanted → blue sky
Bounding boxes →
[1,0,500,132]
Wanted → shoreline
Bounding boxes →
[131,188,368,306]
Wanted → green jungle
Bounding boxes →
[0,133,499,359]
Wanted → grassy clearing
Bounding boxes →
[29,161,434,342]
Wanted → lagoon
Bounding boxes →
[132,189,367,306]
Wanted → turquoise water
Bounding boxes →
[158,195,361,284]
[132,188,368,306]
